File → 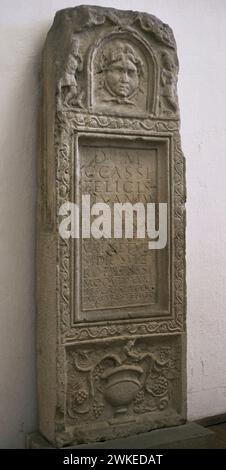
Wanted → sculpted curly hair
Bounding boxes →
[99,42,144,76]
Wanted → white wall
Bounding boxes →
[0,0,226,448]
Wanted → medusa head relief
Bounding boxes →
[91,37,155,115]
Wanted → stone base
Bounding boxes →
[27,423,215,449]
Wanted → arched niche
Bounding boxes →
[88,31,158,117]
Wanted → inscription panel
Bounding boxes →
[74,136,171,322]
[38,4,186,448]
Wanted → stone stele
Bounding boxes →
[36,5,186,447]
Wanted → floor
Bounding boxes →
[207,422,226,448]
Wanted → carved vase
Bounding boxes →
[101,365,143,415]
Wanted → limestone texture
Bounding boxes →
[37,5,186,447]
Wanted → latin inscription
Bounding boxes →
[78,137,169,318]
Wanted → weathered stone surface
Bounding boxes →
[28,424,214,449]
[37,5,186,448]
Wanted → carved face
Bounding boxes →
[105,55,139,98]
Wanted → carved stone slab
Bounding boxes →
[37,5,186,447]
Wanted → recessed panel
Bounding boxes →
[74,136,171,322]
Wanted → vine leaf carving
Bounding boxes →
[66,339,180,421]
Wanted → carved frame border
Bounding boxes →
[56,112,185,339]
[55,110,186,426]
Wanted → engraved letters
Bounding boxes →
[37,5,186,448]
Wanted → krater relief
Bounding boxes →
[37,5,186,447]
